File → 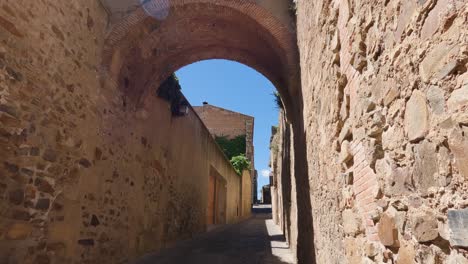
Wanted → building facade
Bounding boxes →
[194,103,256,205]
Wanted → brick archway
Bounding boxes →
[99,3,313,262]
[101,0,300,117]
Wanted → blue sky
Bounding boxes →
[176,59,278,199]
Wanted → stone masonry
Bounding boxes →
[1,0,467,263]
[286,0,467,263]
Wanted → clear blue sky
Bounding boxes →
[176,59,279,199]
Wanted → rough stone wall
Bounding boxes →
[270,111,299,257]
[0,1,244,263]
[270,125,281,225]
[295,0,468,263]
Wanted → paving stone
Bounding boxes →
[134,205,295,264]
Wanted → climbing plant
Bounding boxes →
[230,154,251,176]
[215,135,247,160]
[289,0,297,24]
[157,73,188,116]
[215,135,251,175]
[273,91,283,109]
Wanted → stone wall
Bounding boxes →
[294,0,468,263]
[0,1,246,263]
[270,111,299,257]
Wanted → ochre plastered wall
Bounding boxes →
[241,169,253,218]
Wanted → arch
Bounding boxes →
[101,0,300,119]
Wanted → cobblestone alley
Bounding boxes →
[134,205,295,264]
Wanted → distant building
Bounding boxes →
[194,103,256,205]
[261,185,271,204]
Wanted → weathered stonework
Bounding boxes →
[1,0,467,263]
[287,0,468,263]
[0,0,259,263]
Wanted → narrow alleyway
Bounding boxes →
[134,205,295,264]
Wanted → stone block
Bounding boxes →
[376,156,412,196]
[437,145,452,186]
[396,240,416,264]
[395,0,418,41]
[339,122,352,143]
[365,242,380,257]
[413,141,438,193]
[35,178,55,195]
[6,222,32,240]
[448,86,468,111]
[343,209,363,236]
[387,206,407,235]
[404,90,429,142]
[339,140,353,164]
[344,237,366,264]
[378,212,399,247]
[449,128,468,180]
[42,149,58,162]
[420,43,459,82]
[448,209,468,248]
[36,198,50,211]
[446,251,468,264]
[435,60,458,80]
[382,125,404,150]
[427,85,445,115]
[421,0,450,39]
[409,211,439,242]
[8,189,24,205]
[383,83,399,107]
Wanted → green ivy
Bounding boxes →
[230,154,251,176]
[157,73,187,115]
[273,91,283,109]
[215,135,247,160]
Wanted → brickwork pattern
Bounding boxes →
[100,0,300,113]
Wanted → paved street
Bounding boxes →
[134,205,295,264]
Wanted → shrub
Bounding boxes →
[215,135,246,160]
[230,154,251,175]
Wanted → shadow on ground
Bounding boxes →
[133,205,294,264]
